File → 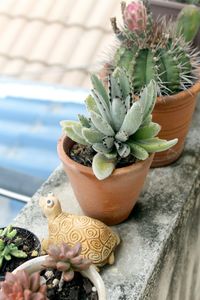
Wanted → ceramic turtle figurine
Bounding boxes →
[39,193,120,267]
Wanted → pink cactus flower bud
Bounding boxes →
[123,0,147,32]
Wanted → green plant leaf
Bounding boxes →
[85,95,100,114]
[64,126,89,145]
[111,97,126,131]
[91,90,112,124]
[113,67,131,99]
[92,143,112,154]
[136,138,178,153]
[140,80,157,121]
[128,142,149,160]
[92,153,116,180]
[91,74,110,107]
[115,142,131,158]
[118,101,143,136]
[82,128,104,144]
[78,114,91,128]
[10,249,27,258]
[133,122,161,140]
[90,111,115,136]
[72,123,85,140]
[110,75,122,99]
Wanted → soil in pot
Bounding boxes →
[41,269,98,300]
[0,227,40,280]
[70,143,136,168]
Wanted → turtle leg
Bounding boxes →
[108,252,115,265]
[41,238,49,253]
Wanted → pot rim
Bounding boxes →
[13,255,106,300]
[0,226,41,250]
[57,135,154,178]
[156,81,200,104]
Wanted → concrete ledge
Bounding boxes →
[13,100,200,299]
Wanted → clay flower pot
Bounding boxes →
[13,255,106,300]
[152,81,200,167]
[57,136,154,225]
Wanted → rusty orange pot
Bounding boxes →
[57,135,154,225]
[152,81,200,167]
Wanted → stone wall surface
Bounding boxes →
[14,99,200,299]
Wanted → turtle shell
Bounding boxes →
[48,213,119,266]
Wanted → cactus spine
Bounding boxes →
[111,1,200,95]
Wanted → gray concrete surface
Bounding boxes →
[13,99,200,299]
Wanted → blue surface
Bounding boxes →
[0,196,24,227]
[0,78,88,181]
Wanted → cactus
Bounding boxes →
[0,270,47,300]
[110,1,200,95]
[177,5,200,42]
[0,225,27,270]
[61,69,178,180]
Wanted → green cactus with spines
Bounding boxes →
[0,225,27,270]
[110,1,200,96]
[177,5,200,42]
[60,68,178,180]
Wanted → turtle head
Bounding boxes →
[39,192,62,220]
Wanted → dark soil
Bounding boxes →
[0,227,40,280]
[70,143,136,168]
[42,269,98,300]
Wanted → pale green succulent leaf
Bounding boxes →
[136,138,178,153]
[125,95,131,111]
[115,142,131,158]
[82,128,104,144]
[142,114,152,126]
[72,123,85,139]
[92,143,112,154]
[140,80,157,121]
[60,120,79,129]
[128,142,149,160]
[5,254,11,261]
[133,122,161,140]
[115,130,129,142]
[92,153,116,180]
[85,95,100,114]
[90,111,115,136]
[91,90,112,124]
[10,249,27,258]
[103,136,114,149]
[104,150,117,159]
[111,97,126,131]
[113,67,131,99]
[119,101,143,136]
[64,126,89,145]
[110,75,122,99]
[78,114,90,128]
[91,74,110,107]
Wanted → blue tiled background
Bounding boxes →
[0,78,87,226]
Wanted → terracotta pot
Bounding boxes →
[57,136,154,225]
[152,81,200,167]
[13,255,106,300]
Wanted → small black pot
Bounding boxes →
[0,227,41,281]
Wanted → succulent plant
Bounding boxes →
[0,225,27,270]
[177,5,200,42]
[110,0,200,95]
[0,270,47,300]
[61,68,178,180]
[43,243,91,282]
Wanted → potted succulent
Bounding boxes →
[57,68,177,225]
[107,0,200,167]
[5,243,106,300]
[0,225,40,280]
